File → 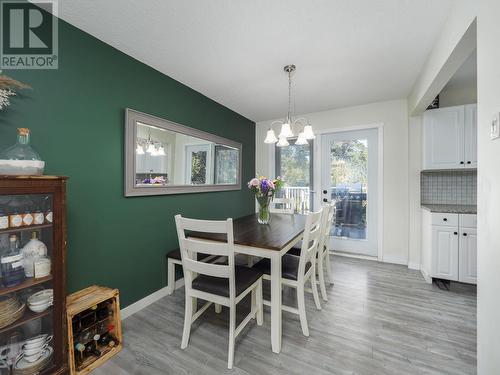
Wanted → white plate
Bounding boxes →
[14,346,52,370]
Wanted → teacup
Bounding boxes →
[23,335,52,350]
[23,343,48,357]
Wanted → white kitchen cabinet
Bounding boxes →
[431,225,459,281]
[421,211,477,284]
[423,104,477,170]
[459,227,477,284]
[464,104,477,168]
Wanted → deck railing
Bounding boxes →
[281,186,310,213]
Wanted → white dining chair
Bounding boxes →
[175,215,264,369]
[269,197,295,214]
[166,249,219,295]
[316,203,335,301]
[252,208,323,337]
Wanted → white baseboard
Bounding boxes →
[407,262,421,270]
[420,268,433,284]
[332,251,378,262]
[121,279,185,320]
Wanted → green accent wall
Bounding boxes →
[0,19,255,307]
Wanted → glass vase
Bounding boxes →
[256,196,271,224]
[0,128,44,175]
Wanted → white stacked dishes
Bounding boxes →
[27,290,53,313]
[13,344,53,375]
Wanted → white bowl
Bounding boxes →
[28,302,51,313]
[28,297,53,307]
[27,290,53,306]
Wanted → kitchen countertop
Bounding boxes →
[421,204,477,214]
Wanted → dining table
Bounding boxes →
[188,212,307,354]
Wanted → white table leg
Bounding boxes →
[270,252,282,353]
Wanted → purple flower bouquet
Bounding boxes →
[248,176,284,224]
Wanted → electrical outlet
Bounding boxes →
[491,113,500,140]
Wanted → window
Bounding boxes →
[275,140,313,212]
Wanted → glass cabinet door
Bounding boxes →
[0,193,58,374]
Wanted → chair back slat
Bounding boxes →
[183,258,231,278]
[178,216,232,234]
[270,198,295,214]
[175,214,236,299]
[184,238,230,257]
[298,208,323,271]
[317,204,333,254]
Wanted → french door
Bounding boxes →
[321,129,379,256]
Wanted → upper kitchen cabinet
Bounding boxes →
[423,104,477,170]
[464,104,477,168]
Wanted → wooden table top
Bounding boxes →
[188,213,307,251]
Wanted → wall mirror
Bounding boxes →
[124,109,242,196]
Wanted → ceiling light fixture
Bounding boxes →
[264,64,315,147]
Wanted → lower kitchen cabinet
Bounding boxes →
[432,225,459,281]
[459,227,477,284]
[421,210,477,285]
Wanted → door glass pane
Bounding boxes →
[330,139,368,240]
[189,151,207,184]
[275,140,312,212]
[214,146,238,184]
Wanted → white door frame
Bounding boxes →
[313,123,384,262]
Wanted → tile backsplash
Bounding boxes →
[421,169,477,205]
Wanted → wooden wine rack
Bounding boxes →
[66,285,122,375]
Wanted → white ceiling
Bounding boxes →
[58,0,453,122]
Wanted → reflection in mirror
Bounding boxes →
[125,109,242,196]
[134,123,239,187]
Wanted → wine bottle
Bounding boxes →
[85,342,101,357]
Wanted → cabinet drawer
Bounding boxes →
[460,214,477,228]
[432,213,459,227]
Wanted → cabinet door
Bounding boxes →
[464,104,477,168]
[431,226,459,280]
[459,227,477,284]
[424,106,465,169]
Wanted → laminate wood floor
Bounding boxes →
[93,256,476,375]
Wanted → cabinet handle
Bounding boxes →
[467,161,471,164]
[323,198,328,203]
[323,190,328,194]
[443,218,448,221]
[460,161,464,165]
[454,232,458,235]
[463,233,468,236]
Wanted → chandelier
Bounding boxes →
[136,134,166,156]
[264,64,315,147]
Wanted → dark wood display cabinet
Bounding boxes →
[0,176,68,375]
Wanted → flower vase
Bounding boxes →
[257,196,271,224]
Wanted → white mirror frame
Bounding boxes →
[124,108,242,197]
